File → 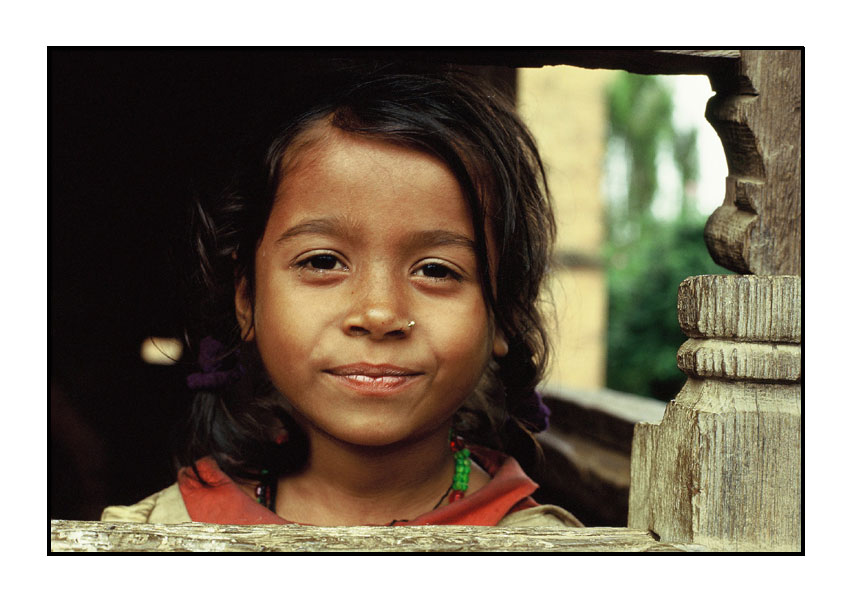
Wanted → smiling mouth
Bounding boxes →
[324,364,423,395]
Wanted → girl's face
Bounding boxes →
[236,124,507,448]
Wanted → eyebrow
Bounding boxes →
[274,217,352,245]
[274,218,476,253]
[405,229,476,253]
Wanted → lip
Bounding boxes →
[324,363,424,396]
[326,363,421,377]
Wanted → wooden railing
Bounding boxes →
[51,520,704,552]
[536,386,665,527]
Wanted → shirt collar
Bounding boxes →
[178,445,538,526]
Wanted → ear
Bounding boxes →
[234,276,256,341]
[492,328,509,358]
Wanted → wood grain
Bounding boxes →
[630,380,801,552]
[678,275,801,342]
[50,520,706,553]
[629,274,802,552]
[677,339,800,382]
[704,50,801,275]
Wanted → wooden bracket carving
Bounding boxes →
[704,50,801,275]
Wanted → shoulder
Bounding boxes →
[100,482,192,524]
[496,504,584,528]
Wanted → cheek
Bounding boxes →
[251,266,304,349]
[431,299,493,369]
[251,267,345,373]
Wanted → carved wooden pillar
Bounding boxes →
[628,50,802,551]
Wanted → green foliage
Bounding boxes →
[607,72,675,220]
[603,72,726,401]
[605,214,730,401]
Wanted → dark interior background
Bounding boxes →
[50,49,522,520]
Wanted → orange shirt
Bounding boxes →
[178,445,540,526]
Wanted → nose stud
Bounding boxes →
[405,320,415,329]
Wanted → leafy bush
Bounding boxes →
[604,213,730,402]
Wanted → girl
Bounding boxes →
[102,68,582,528]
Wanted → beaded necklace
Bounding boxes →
[254,431,472,514]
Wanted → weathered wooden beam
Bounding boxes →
[443,49,742,75]
[50,520,705,552]
[514,49,741,75]
[626,49,802,552]
[319,48,740,77]
[543,386,666,454]
[536,388,666,526]
[537,428,631,527]
[628,275,801,552]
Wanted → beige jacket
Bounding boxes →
[101,483,583,528]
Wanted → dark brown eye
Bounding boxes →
[299,254,343,271]
[417,263,461,281]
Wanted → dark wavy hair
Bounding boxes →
[179,67,556,483]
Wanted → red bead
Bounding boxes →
[275,432,288,445]
[448,489,464,503]
[450,434,466,453]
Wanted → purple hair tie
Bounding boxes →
[515,390,551,433]
[186,336,245,391]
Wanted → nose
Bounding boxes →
[343,274,410,340]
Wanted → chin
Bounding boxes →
[318,417,435,449]
[332,426,411,448]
